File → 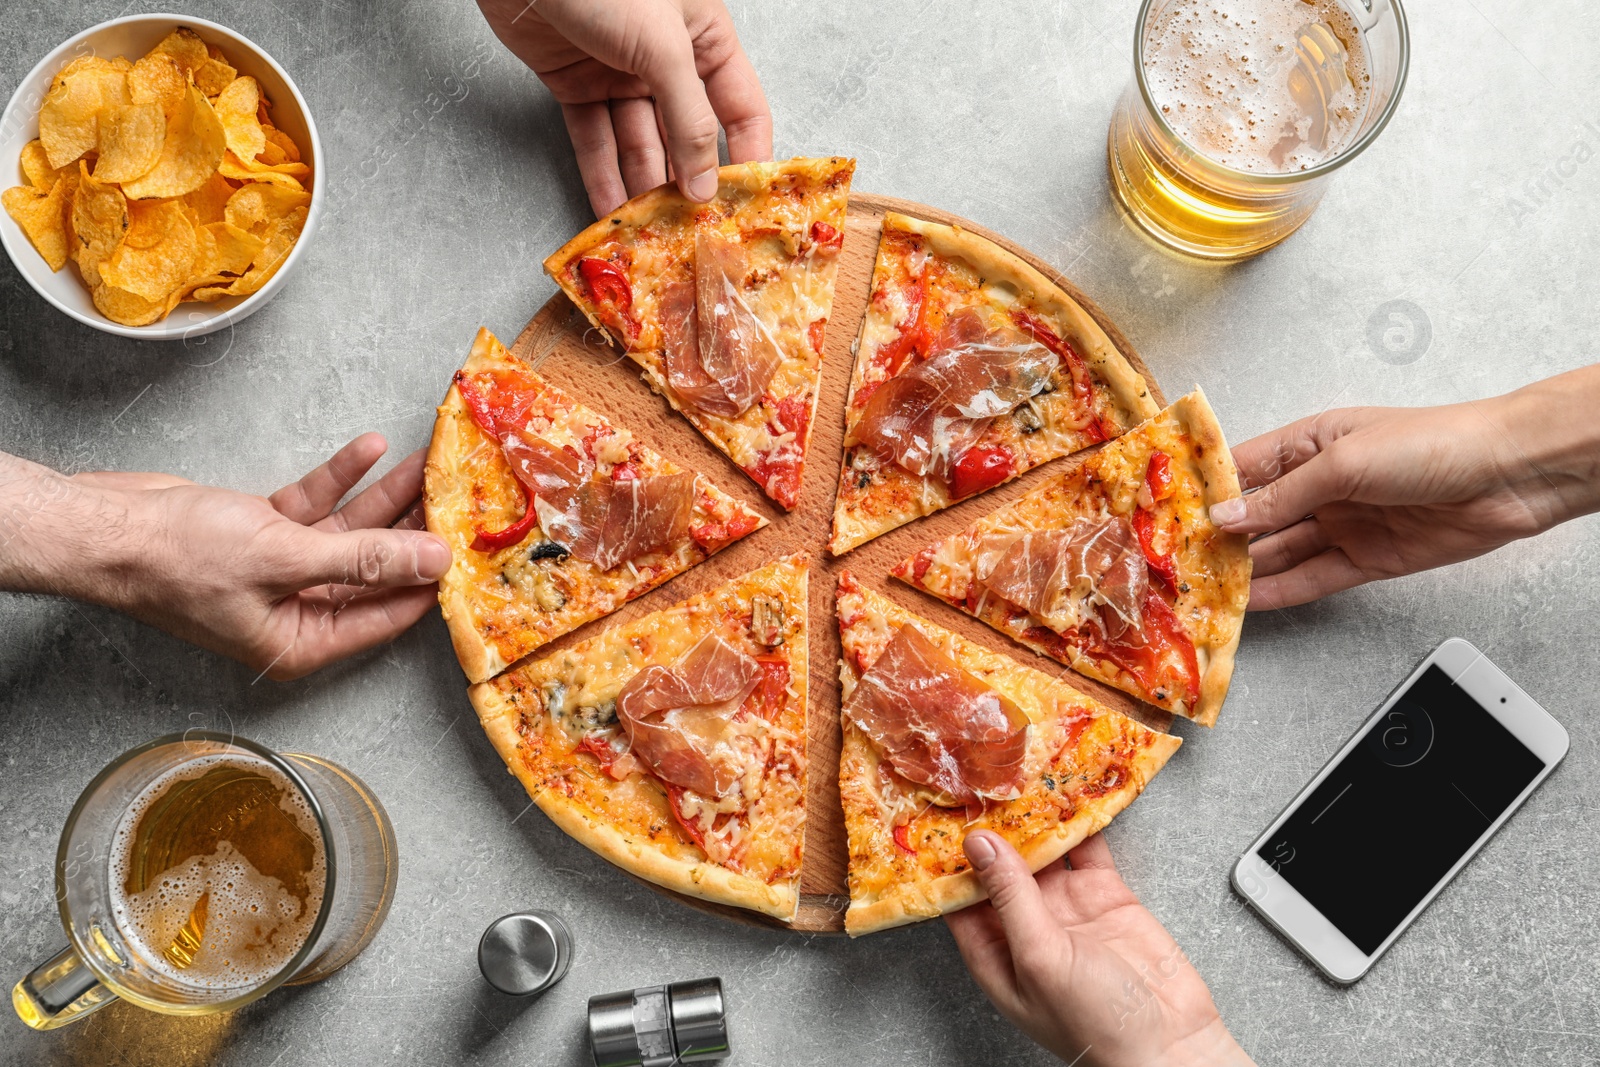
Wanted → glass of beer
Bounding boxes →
[1108,0,1410,259]
[12,731,399,1030]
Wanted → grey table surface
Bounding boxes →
[3,0,1598,1064]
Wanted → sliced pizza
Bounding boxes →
[835,574,1180,935]
[892,389,1249,726]
[829,212,1160,554]
[543,157,855,511]
[425,328,767,684]
[469,555,809,920]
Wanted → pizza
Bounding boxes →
[835,574,1180,935]
[425,328,767,684]
[544,157,855,511]
[469,555,809,919]
[892,390,1250,725]
[830,212,1160,554]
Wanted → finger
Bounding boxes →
[1209,451,1349,536]
[264,585,439,681]
[1248,518,1330,578]
[561,101,627,217]
[1230,423,1322,493]
[961,830,1055,973]
[701,50,772,163]
[1065,832,1117,873]
[631,12,722,201]
[317,448,426,534]
[281,527,451,593]
[943,903,1023,1016]
[392,497,427,532]
[610,96,669,197]
[1248,547,1370,610]
[270,433,387,525]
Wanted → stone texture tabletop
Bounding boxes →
[2,1,1597,1064]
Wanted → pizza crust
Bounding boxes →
[883,213,1159,427]
[843,731,1181,935]
[425,376,509,684]
[469,681,798,920]
[1166,388,1249,727]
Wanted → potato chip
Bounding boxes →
[214,76,268,162]
[71,162,129,287]
[38,65,122,169]
[195,221,264,277]
[93,280,175,326]
[120,85,226,200]
[179,171,237,226]
[224,182,310,235]
[196,204,306,300]
[194,57,237,98]
[218,151,309,190]
[256,139,287,166]
[20,140,59,190]
[2,175,75,271]
[100,200,197,301]
[92,103,165,184]
[127,52,186,117]
[149,28,209,77]
[263,127,302,164]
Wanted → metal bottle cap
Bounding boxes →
[588,977,729,1067]
[477,911,573,996]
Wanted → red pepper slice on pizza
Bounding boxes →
[424,328,766,683]
[830,212,1160,554]
[544,158,855,512]
[892,390,1251,725]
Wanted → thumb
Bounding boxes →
[282,527,452,592]
[964,830,1054,969]
[1209,450,1350,536]
[632,10,722,201]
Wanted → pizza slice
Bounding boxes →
[425,328,767,683]
[544,157,855,511]
[892,390,1250,726]
[829,213,1161,554]
[469,555,809,920]
[835,574,1180,935]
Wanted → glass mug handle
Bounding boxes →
[12,944,118,1030]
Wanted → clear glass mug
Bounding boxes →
[13,731,399,1030]
[1107,0,1410,259]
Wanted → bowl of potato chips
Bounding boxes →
[0,15,322,338]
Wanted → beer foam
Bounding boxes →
[108,754,327,993]
[1142,0,1372,172]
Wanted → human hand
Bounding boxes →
[76,433,450,680]
[946,831,1252,1067]
[1212,368,1600,609]
[477,0,772,216]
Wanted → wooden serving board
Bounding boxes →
[503,193,1170,933]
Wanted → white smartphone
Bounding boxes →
[1232,638,1568,984]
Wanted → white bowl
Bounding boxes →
[0,14,323,340]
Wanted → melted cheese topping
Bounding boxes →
[553,159,853,486]
[902,405,1247,714]
[485,558,809,887]
[832,223,1135,552]
[835,584,1169,912]
[426,337,765,677]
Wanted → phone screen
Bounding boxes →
[1257,665,1547,955]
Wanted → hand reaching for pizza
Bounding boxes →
[0,434,450,681]
[1212,365,1600,610]
[946,831,1254,1067]
[477,0,773,216]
